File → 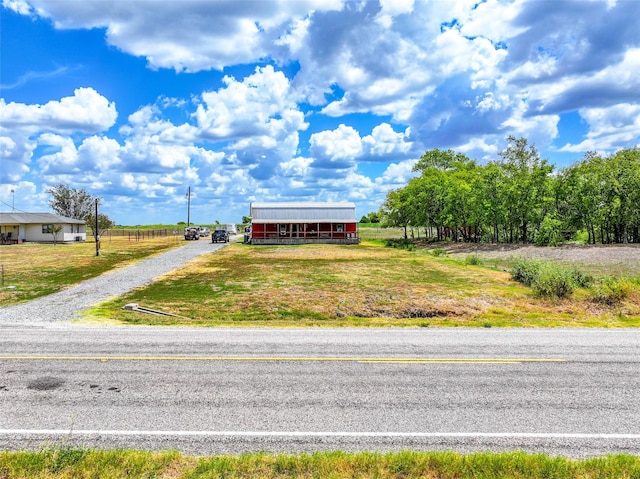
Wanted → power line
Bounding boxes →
[0,199,29,213]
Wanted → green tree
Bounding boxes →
[380,188,413,239]
[50,224,63,245]
[86,213,115,241]
[556,153,604,244]
[410,149,481,241]
[499,136,553,243]
[367,211,380,223]
[605,148,640,243]
[478,161,507,242]
[560,148,640,244]
[359,212,380,224]
[377,141,634,246]
[47,183,96,220]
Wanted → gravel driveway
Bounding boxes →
[0,239,226,327]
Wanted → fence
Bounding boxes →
[105,229,178,242]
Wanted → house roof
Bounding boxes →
[0,212,86,225]
[250,202,357,223]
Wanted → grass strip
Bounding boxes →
[1,449,639,479]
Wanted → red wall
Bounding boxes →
[251,222,357,239]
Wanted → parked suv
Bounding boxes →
[211,229,229,243]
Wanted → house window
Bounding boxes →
[336,224,344,233]
[42,224,53,234]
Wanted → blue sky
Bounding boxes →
[1,0,639,225]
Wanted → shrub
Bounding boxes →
[465,254,482,266]
[570,268,593,288]
[589,277,632,305]
[384,238,412,249]
[431,248,447,257]
[510,259,591,299]
[510,259,542,286]
[531,263,575,298]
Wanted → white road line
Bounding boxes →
[0,430,638,439]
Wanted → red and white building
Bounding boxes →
[249,202,360,245]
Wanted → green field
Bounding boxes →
[1,449,638,479]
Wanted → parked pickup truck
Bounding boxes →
[211,229,229,243]
[184,227,200,240]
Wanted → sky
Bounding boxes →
[1,0,639,225]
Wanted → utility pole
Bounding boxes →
[186,186,191,227]
[95,198,100,256]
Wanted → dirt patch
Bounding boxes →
[434,243,640,277]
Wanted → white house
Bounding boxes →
[0,213,87,244]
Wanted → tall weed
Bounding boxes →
[465,254,483,266]
[532,263,575,298]
[510,259,542,286]
[510,259,578,298]
[589,277,632,305]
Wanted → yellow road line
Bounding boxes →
[0,355,566,364]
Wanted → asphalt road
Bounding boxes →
[1,327,638,457]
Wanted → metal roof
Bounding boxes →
[250,202,357,223]
[0,212,86,224]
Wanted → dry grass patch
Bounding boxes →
[89,242,640,327]
[0,236,183,306]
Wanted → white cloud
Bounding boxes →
[37,133,78,175]
[17,0,344,72]
[2,0,32,15]
[0,87,117,134]
[0,136,17,160]
[120,105,198,145]
[78,136,122,172]
[0,135,32,182]
[195,66,306,141]
[458,0,527,42]
[379,0,414,17]
[376,159,418,187]
[4,0,640,223]
[310,124,362,168]
[560,103,640,152]
[279,156,313,178]
[362,123,412,158]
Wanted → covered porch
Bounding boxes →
[0,224,22,244]
[250,221,359,245]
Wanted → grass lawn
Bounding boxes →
[86,241,640,327]
[1,449,638,479]
[0,235,183,306]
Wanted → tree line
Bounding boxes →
[379,137,640,245]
